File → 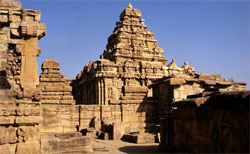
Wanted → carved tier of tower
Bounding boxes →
[102,3,167,65]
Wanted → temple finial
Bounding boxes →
[184,60,188,65]
[128,3,133,8]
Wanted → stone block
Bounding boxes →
[113,122,125,140]
[16,107,41,116]
[62,126,77,132]
[169,78,186,85]
[0,144,16,154]
[124,86,148,93]
[63,85,72,91]
[137,133,156,144]
[45,85,63,91]
[17,126,39,142]
[204,80,216,85]
[8,126,17,144]
[0,116,15,125]
[0,14,8,23]
[102,112,111,118]
[121,133,156,144]
[58,136,92,152]
[16,142,40,154]
[111,111,121,117]
[59,100,74,104]
[41,100,60,104]
[40,125,63,133]
[99,132,109,140]
[0,107,16,116]
[15,116,42,124]
[55,132,82,139]
[0,127,8,144]
[101,106,111,112]
[0,0,22,8]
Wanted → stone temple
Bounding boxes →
[0,1,249,153]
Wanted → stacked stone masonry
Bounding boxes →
[152,72,246,119]
[0,1,92,154]
[159,91,249,153]
[0,1,248,154]
[0,0,45,153]
[40,59,75,105]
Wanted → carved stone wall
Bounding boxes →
[159,91,249,153]
[0,0,46,153]
[39,59,75,105]
[41,132,93,154]
[39,59,79,133]
[153,72,246,119]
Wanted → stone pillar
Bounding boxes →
[20,37,39,90]
[19,19,46,96]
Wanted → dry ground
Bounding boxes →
[91,139,164,154]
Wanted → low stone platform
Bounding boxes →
[41,132,93,154]
[121,133,156,144]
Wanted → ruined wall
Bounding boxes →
[0,0,46,153]
[40,132,93,154]
[79,105,101,130]
[39,59,75,105]
[39,59,79,133]
[40,104,79,133]
[154,72,246,119]
[160,91,249,153]
[79,104,156,136]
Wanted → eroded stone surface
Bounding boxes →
[41,132,93,154]
[160,91,249,153]
[40,59,75,105]
[0,1,248,154]
[0,1,45,154]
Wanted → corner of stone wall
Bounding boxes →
[0,0,46,153]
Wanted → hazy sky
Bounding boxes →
[22,0,249,89]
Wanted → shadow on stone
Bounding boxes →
[119,145,164,154]
[0,71,11,89]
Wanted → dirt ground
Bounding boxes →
[91,139,164,154]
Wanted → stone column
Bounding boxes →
[20,37,39,90]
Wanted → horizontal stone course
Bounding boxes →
[160,91,249,153]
